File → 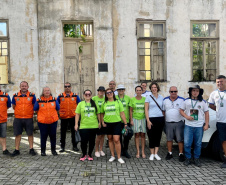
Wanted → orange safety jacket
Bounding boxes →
[13,91,35,119]
[0,91,9,123]
[37,96,59,124]
[58,92,78,119]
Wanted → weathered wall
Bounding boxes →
[0,0,39,113]
[1,0,226,102]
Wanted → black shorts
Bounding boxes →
[96,126,107,135]
[105,122,121,135]
[13,118,34,136]
[217,122,226,143]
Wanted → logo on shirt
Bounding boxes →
[51,103,54,106]
[17,98,20,101]
[72,98,74,101]
[176,103,179,107]
[41,104,44,107]
[27,98,30,101]
[62,98,65,101]
[1,98,4,101]
[198,105,201,109]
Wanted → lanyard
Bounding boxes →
[118,95,125,103]
[191,99,198,109]
[218,90,225,102]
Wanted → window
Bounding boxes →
[63,22,93,40]
[0,21,9,84]
[191,21,219,81]
[137,20,166,81]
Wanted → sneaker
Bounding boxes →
[100,151,105,156]
[3,149,11,155]
[179,153,185,162]
[41,152,46,156]
[29,148,37,156]
[165,152,173,160]
[51,150,58,156]
[154,154,161,160]
[80,155,87,161]
[118,158,125,164]
[123,150,131,159]
[11,150,20,157]
[149,154,154,161]
[59,148,65,153]
[183,158,191,166]
[109,156,116,162]
[95,151,100,157]
[194,158,201,167]
[221,156,226,168]
[87,155,93,161]
[73,146,79,152]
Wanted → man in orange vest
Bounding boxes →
[11,81,37,157]
[0,86,11,155]
[57,82,81,152]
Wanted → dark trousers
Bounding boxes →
[120,123,130,151]
[38,121,58,151]
[60,117,76,148]
[79,128,97,157]
[147,117,165,148]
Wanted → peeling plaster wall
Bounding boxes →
[1,0,226,100]
[0,0,39,107]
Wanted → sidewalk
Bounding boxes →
[0,126,225,185]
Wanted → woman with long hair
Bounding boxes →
[101,88,127,164]
[75,89,100,161]
[130,86,146,158]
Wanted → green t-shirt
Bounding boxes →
[101,100,124,123]
[75,101,99,129]
[129,97,146,120]
[92,96,105,109]
[116,95,130,123]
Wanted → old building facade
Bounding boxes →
[0,0,226,101]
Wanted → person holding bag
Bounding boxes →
[75,90,100,161]
[145,82,164,161]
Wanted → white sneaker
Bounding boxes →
[100,151,105,156]
[118,158,125,164]
[149,154,154,160]
[154,154,161,160]
[109,156,116,162]
[95,151,100,157]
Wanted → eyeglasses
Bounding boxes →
[64,86,71,88]
[109,83,115,85]
[170,91,178,93]
[84,93,91,96]
[106,91,113,95]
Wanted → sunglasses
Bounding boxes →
[117,89,125,91]
[170,91,178,93]
[85,93,91,96]
[64,86,71,88]
[106,91,113,95]
[109,83,115,85]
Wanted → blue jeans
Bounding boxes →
[184,125,203,159]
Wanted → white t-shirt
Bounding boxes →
[114,90,118,96]
[163,96,184,122]
[180,98,208,127]
[208,89,226,123]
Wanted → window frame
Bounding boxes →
[190,20,219,82]
[137,20,167,82]
[0,19,9,84]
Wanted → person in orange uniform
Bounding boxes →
[0,86,11,155]
[11,81,37,157]
[57,82,81,152]
[34,87,60,156]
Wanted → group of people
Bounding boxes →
[0,75,226,168]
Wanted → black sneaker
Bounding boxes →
[179,153,185,162]
[194,158,201,167]
[3,149,11,155]
[11,150,20,157]
[123,150,131,159]
[29,148,37,156]
[52,150,58,156]
[183,158,191,166]
[59,148,65,153]
[73,146,79,152]
[41,152,46,156]
[165,152,173,160]
[221,156,226,168]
